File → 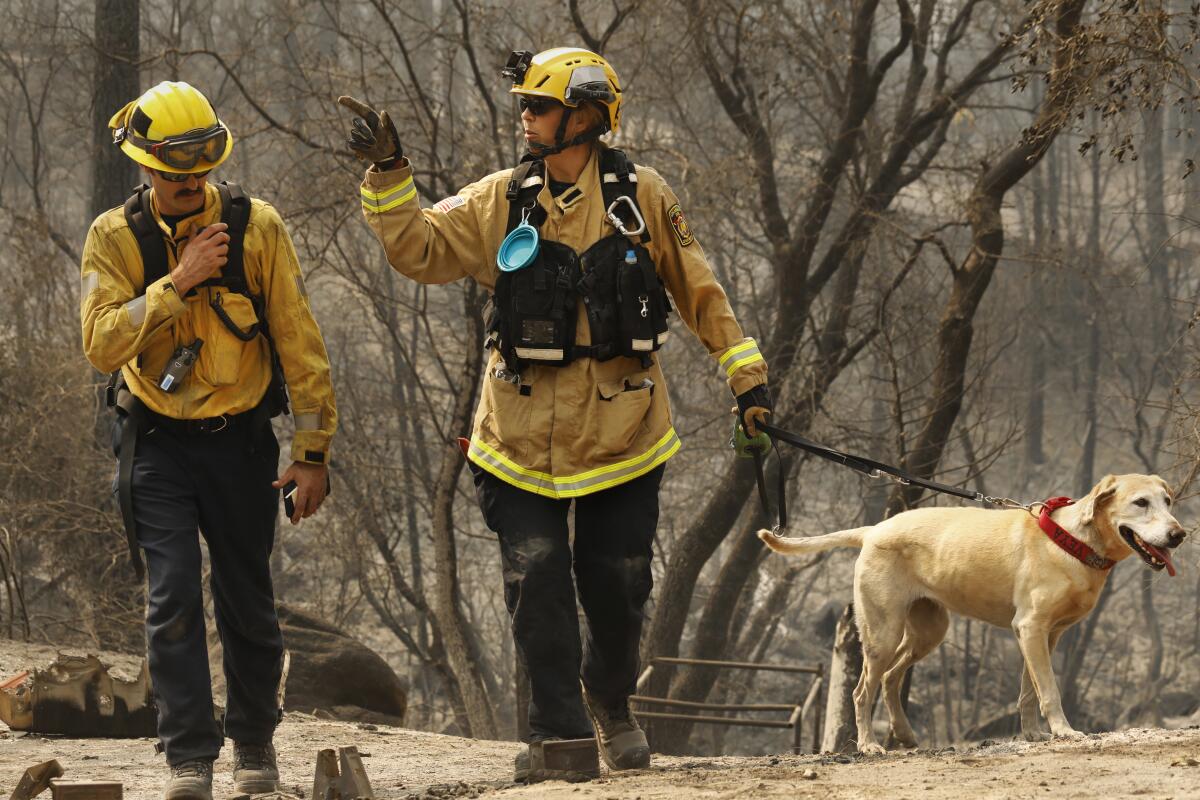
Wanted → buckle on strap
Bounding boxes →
[194,415,228,434]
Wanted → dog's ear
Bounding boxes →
[1078,474,1119,526]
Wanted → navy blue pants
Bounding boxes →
[118,415,283,764]
[473,464,663,741]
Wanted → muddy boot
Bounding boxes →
[232,742,281,794]
[163,758,214,800]
[582,685,651,771]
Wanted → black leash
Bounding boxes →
[747,418,1000,532]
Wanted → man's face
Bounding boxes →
[145,167,209,216]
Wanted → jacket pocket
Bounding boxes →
[595,375,653,456]
[198,290,259,386]
[483,371,532,459]
[133,329,176,382]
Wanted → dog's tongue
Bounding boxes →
[1146,542,1177,577]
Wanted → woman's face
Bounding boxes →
[521,100,564,149]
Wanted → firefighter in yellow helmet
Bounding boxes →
[338,47,770,782]
[81,80,338,799]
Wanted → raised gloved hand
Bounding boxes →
[337,95,402,168]
[735,384,772,438]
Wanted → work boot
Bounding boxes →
[582,685,651,771]
[163,758,213,800]
[232,741,281,794]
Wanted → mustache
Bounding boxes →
[176,188,203,197]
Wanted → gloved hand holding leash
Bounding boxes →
[735,383,772,438]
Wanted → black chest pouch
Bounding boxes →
[492,240,580,367]
[579,234,672,361]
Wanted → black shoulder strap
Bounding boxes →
[215,181,252,290]
[505,157,547,234]
[123,184,170,289]
[599,148,650,243]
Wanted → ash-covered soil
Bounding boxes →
[3,640,1200,799]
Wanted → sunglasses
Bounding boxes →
[518,96,562,116]
[156,168,211,183]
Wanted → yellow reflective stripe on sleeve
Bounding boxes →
[718,338,765,378]
[361,178,416,213]
[468,428,681,499]
[81,272,99,299]
[294,411,322,431]
[123,296,147,328]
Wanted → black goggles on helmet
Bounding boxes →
[124,124,228,170]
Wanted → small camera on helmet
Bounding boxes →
[502,50,534,84]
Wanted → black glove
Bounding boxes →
[735,384,772,437]
[337,95,403,168]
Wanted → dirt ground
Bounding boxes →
[4,642,1200,799]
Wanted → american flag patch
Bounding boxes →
[433,195,465,213]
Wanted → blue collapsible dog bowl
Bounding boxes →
[497,220,539,272]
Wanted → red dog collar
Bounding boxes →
[1038,497,1115,571]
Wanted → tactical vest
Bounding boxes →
[485,148,672,376]
[115,180,289,418]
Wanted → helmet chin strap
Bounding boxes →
[527,106,611,157]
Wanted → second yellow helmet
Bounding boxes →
[504,48,622,133]
[109,81,233,174]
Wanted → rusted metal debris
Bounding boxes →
[9,760,63,800]
[0,655,155,738]
[47,782,122,800]
[313,745,375,800]
[539,738,600,779]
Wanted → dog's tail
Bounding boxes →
[757,526,868,555]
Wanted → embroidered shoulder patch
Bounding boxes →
[668,203,694,247]
[433,195,465,213]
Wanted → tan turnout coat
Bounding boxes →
[360,146,766,497]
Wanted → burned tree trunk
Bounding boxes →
[91,0,140,216]
[886,0,1089,515]
[822,604,863,753]
[428,284,497,740]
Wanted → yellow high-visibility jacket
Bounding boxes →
[359,146,766,497]
[81,182,337,464]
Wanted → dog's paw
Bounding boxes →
[858,742,887,755]
[1052,729,1085,741]
[1021,730,1052,743]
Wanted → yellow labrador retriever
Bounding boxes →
[759,474,1186,753]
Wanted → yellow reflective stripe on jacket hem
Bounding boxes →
[718,339,764,377]
[468,429,681,498]
[361,179,416,213]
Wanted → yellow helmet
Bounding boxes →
[504,48,622,133]
[109,81,233,174]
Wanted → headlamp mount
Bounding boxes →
[502,50,534,85]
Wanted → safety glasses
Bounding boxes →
[518,96,562,116]
[128,124,228,170]
[155,168,211,183]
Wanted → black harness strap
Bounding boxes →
[124,185,169,286]
[112,380,146,580]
